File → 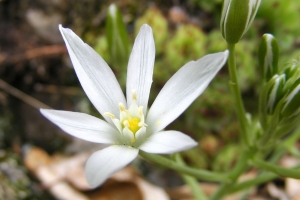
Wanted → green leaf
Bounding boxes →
[106,4,130,68]
[252,158,300,179]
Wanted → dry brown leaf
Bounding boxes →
[24,147,90,200]
[24,147,170,200]
[267,183,289,200]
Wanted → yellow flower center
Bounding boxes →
[127,117,141,134]
[104,90,147,145]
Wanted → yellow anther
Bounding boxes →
[104,112,115,119]
[132,90,137,101]
[119,103,125,111]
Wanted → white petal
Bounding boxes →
[122,127,135,143]
[146,51,228,133]
[139,131,198,154]
[59,25,126,122]
[126,24,155,113]
[40,109,118,144]
[135,127,147,144]
[85,145,138,187]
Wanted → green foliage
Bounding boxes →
[260,74,285,115]
[212,144,239,172]
[257,0,300,51]
[106,4,130,69]
[94,36,110,62]
[165,24,207,69]
[281,79,300,118]
[191,0,222,12]
[135,7,168,55]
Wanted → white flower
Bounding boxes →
[40,24,228,187]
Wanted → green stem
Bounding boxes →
[139,151,229,182]
[228,172,277,194]
[229,163,300,194]
[227,147,286,194]
[251,158,300,179]
[259,103,281,147]
[210,148,256,200]
[227,43,250,147]
[175,154,207,200]
[214,126,300,197]
[274,116,300,143]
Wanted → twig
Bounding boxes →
[0,45,66,65]
[0,78,51,109]
[34,84,84,96]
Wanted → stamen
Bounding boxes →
[123,120,129,128]
[138,106,143,116]
[104,112,115,119]
[119,103,125,111]
[132,90,137,101]
[139,122,148,127]
[105,89,147,145]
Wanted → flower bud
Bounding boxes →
[258,34,279,81]
[263,74,285,115]
[281,78,300,118]
[284,64,298,79]
[220,0,261,43]
[282,61,300,93]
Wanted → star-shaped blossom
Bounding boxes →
[41,24,228,187]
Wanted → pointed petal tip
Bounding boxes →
[58,24,66,34]
[190,140,198,148]
[223,50,229,59]
[140,24,152,33]
[108,4,117,16]
[40,108,50,115]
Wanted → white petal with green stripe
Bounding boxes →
[258,34,279,81]
[220,0,261,43]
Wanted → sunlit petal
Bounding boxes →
[139,131,197,154]
[126,24,155,113]
[85,145,138,187]
[59,25,126,123]
[40,109,118,144]
[146,51,228,133]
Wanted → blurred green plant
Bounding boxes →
[80,2,300,199]
[135,7,168,55]
[165,24,207,70]
[106,4,130,69]
[191,0,223,12]
[257,0,300,52]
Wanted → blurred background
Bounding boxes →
[0,0,300,199]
